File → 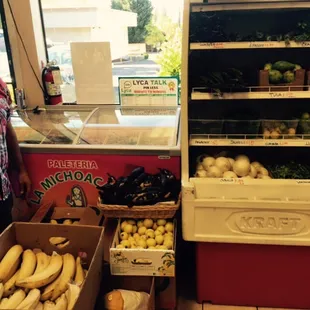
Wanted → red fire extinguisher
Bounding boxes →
[42,62,63,105]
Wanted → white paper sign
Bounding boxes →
[119,77,179,106]
[70,42,114,105]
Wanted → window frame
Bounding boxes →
[0,0,16,92]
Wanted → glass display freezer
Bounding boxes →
[10,106,181,216]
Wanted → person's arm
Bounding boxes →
[6,122,31,197]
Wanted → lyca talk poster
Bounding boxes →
[22,153,180,211]
[119,77,179,106]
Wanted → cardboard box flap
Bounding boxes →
[31,203,103,226]
[13,223,103,265]
[30,202,54,223]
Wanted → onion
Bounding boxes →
[233,159,251,177]
[202,157,215,170]
[249,165,258,178]
[196,164,204,171]
[223,171,237,178]
[215,157,231,172]
[242,175,253,179]
[195,170,208,178]
[206,166,223,178]
[251,161,262,170]
[259,167,269,176]
[260,175,271,179]
[227,158,235,167]
[196,154,207,163]
[235,155,250,163]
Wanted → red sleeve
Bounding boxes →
[0,78,12,106]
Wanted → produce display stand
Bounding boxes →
[181,0,310,308]
[11,104,180,309]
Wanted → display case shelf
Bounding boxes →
[190,135,310,147]
[191,87,310,100]
[190,41,310,50]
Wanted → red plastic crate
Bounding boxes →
[196,242,310,308]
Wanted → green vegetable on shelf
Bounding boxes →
[294,64,302,71]
[283,70,295,83]
[269,70,283,84]
[272,61,296,72]
[264,63,272,71]
[268,161,310,179]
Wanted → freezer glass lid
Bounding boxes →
[13,109,93,145]
[79,107,179,146]
[11,112,46,144]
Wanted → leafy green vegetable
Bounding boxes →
[268,161,310,179]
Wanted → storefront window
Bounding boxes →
[40,0,183,104]
[0,4,14,101]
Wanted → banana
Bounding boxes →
[35,302,43,310]
[43,301,55,310]
[0,245,23,282]
[16,252,63,289]
[67,283,80,310]
[3,257,21,283]
[50,220,58,224]
[0,298,8,308]
[0,283,3,300]
[56,241,70,249]
[34,252,50,275]
[17,250,37,282]
[41,275,61,301]
[73,221,79,225]
[51,254,75,301]
[74,257,84,286]
[83,269,87,277]
[54,293,67,310]
[16,288,40,309]
[49,237,67,246]
[3,269,20,297]
[2,289,26,309]
[63,219,72,225]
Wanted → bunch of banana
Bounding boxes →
[50,220,80,225]
[0,245,87,309]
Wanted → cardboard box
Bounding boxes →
[97,263,155,310]
[110,220,176,277]
[31,202,103,226]
[110,276,155,310]
[0,223,104,310]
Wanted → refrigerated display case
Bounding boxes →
[10,105,180,215]
[181,0,310,308]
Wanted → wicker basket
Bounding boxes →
[97,194,180,219]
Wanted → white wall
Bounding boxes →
[46,28,91,44]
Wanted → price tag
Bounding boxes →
[219,178,244,185]
[269,92,295,99]
[200,42,225,49]
[248,42,276,48]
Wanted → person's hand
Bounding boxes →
[19,171,31,198]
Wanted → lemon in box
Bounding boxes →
[110,218,176,277]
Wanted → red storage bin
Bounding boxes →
[196,242,310,309]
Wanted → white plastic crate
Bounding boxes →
[182,179,310,245]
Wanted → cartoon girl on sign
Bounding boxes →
[66,185,87,208]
